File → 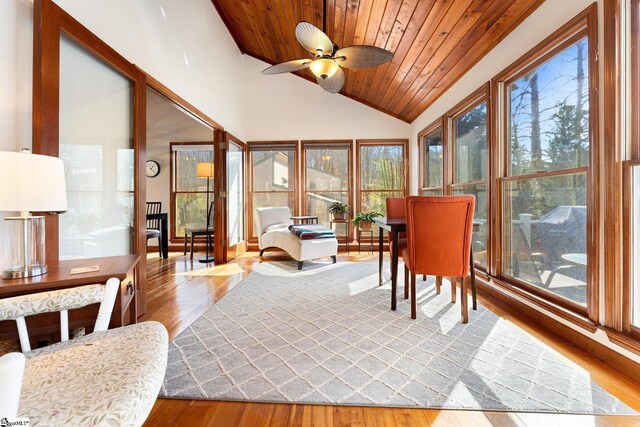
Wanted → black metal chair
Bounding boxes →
[184,201,214,260]
[146,202,162,257]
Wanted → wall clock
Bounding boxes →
[146,160,161,178]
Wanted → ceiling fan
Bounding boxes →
[261,21,394,94]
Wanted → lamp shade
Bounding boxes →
[0,151,67,213]
[196,162,214,178]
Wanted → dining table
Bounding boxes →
[373,216,479,311]
[146,212,168,259]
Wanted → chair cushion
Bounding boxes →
[146,228,161,238]
[20,321,168,426]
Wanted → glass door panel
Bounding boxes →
[227,141,246,259]
[58,33,134,259]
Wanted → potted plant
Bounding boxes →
[352,211,382,230]
[328,202,349,220]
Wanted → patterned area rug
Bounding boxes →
[161,261,635,414]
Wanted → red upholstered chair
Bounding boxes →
[403,195,477,322]
[386,198,409,298]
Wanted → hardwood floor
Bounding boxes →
[141,251,640,426]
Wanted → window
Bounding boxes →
[357,140,408,215]
[449,99,488,268]
[501,36,591,309]
[171,143,214,238]
[419,122,444,195]
[249,143,297,238]
[628,164,640,329]
[303,143,351,236]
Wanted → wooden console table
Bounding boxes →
[0,255,140,343]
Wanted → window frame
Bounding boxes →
[622,0,640,341]
[301,140,353,242]
[355,139,410,216]
[445,85,492,273]
[418,118,446,195]
[491,5,599,321]
[247,141,299,241]
[169,141,215,241]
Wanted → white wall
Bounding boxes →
[52,0,246,140]
[0,0,245,270]
[146,89,213,235]
[243,55,411,141]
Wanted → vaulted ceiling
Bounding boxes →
[211,0,544,123]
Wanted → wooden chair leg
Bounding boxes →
[183,232,187,255]
[450,277,457,303]
[411,273,417,319]
[190,235,194,260]
[470,248,477,310]
[461,275,469,323]
[435,276,442,294]
[157,236,162,258]
[422,274,426,281]
[404,265,409,299]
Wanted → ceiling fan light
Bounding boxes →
[310,58,339,79]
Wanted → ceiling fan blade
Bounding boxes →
[296,21,334,56]
[316,67,344,94]
[262,59,312,75]
[334,45,394,69]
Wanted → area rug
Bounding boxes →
[160,261,635,414]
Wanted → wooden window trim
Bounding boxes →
[417,118,445,194]
[355,139,410,216]
[247,141,299,241]
[301,141,353,243]
[490,4,599,322]
[444,84,491,272]
[622,160,640,339]
[169,142,215,241]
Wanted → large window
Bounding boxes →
[249,143,297,238]
[171,143,214,238]
[419,122,444,195]
[501,35,590,309]
[303,143,351,236]
[450,99,488,268]
[630,165,640,330]
[357,140,407,215]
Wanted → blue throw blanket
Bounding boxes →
[288,224,336,240]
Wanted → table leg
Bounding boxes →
[161,217,169,259]
[378,225,383,286]
[391,230,399,311]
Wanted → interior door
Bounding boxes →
[32,0,147,313]
[224,133,247,261]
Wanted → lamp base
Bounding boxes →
[2,215,48,280]
[198,256,215,263]
[2,265,48,279]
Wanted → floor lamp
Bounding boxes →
[196,162,215,263]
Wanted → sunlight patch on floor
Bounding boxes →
[174,262,245,277]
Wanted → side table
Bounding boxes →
[358,227,375,253]
[329,219,351,253]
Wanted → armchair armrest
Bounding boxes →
[0,284,105,321]
[0,278,120,352]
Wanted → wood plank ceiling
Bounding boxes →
[211,0,544,123]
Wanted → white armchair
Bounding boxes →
[0,279,168,426]
[255,206,338,269]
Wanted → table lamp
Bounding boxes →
[196,161,214,263]
[0,149,67,279]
